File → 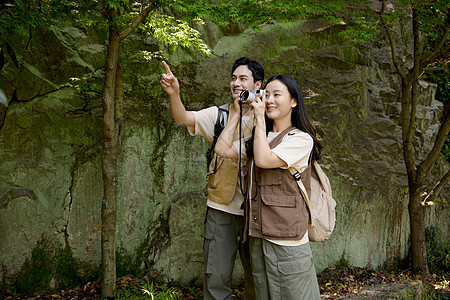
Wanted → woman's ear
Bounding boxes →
[291,98,297,108]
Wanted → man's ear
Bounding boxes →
[255,80,262,89]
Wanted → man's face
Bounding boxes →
[230,65,261,100]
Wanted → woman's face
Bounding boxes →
[264,79,297,121]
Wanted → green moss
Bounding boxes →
[53,247,84,290]
[116,247,136,278]
[116,211,171,280]
[14,238,54,295]
[6,235,96,296]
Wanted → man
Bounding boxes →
[160,57,264,300]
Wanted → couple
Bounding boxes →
[160,57,322,300]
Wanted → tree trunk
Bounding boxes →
[401,77,430,275]
[408,188,429,275]
[101,27,121,298]
[98,4,154,296]
[405,7,430,276]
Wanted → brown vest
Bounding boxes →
[244,126,309,241]
[206,105,255,205]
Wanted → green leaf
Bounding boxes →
[0,48,4,71]
[5,42,19,68]
[0,88,8,106]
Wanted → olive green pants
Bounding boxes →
[249,237,321,300]
[203,207,255,300]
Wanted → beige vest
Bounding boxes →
[206,105,255,205]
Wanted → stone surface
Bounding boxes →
[341,281,423,299]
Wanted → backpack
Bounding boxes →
[206,104,229,172]
[290,159,336,242]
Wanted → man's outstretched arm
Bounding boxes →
[160,61,195,127]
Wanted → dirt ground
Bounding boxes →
[1,267,449,299]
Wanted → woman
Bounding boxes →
[215,75,322,299]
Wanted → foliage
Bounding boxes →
[142,282,182,300]
[395,279,449,300]
[317,266,391,298]
[2,267,449,299]
[69,71,104,96]
[116,277,182,299]
[409,0,449,50]
[421,63,449,107]
[135,12,211,60]
[167,0,361,28]
[421,63,450,161]
[0,0,103,37]
[337,16,380,43]
[425,226,450,275]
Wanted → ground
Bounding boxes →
[1,267,449,299]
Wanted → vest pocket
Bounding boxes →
[259,169,282,186]
[261,193,296,207]
[206,155,238,205]
[207,154,225,177]
[207,155,225,190]
[260,194,300,237]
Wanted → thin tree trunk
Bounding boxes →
[408,188,429,275]
[400,78,430,275]
[101,26,121,298]
[99,4,155,296]
[408,7,430,276]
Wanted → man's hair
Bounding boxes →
[231,57,264,83]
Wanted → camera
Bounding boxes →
[239,89,264,104]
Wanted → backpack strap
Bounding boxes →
[206,104,229,171]
[292,151,313,182]
[288,149,314,224]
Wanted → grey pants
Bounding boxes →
[203,207,255,300]
[249,237,321,300]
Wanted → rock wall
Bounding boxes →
[0,17,448,294]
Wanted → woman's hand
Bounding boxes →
[251,93,266,121]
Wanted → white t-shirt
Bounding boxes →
[188,106,252,216]
[234,128,313,246]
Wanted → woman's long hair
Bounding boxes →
[246,75,322,161]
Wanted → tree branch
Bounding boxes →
[401,82,416,184]
[408,7,420,160]
[417,112,450,181]
[421,169,450,206]
[419,14,450,70]
[119,2,157,40]
[379,0,407,79]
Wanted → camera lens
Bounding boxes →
[240,90,250,101]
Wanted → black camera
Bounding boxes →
[239,89,264,104]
